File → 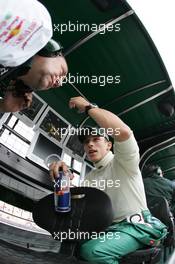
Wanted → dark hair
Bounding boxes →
[142,164,162,178]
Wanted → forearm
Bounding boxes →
[69,96,132,141]
[88,107,132,141]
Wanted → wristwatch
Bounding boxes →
[85,103,98,115]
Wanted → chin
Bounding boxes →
[38,84,50,91]
[89,157,100,163]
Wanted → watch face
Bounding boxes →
[89,103,98,109]
[85,103,98,115]
[91,103,98,108]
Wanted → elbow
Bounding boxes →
[116,126,132,142]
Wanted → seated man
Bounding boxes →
[143,164,175,216]
[0,0,68,113]
[49,96,167,264]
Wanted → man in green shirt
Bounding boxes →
[143,164,175,216]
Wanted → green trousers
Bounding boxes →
[79,210,167,264]
[80,230,143,264]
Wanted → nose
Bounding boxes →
[87,140,94,148]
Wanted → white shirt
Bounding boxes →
[81,133,148,222]
[0,0,52,67]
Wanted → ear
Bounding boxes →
[107,141,112,150]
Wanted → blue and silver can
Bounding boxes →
[54,171,71,213]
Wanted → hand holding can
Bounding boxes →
[54,169,71,212]
[45,154,71,213]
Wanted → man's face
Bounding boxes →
[18,55,68,90]
[83,136,112,163]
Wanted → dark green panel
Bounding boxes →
[38,0,174,157]
[144,144,175,180]
[42,0,130,48]
[65,16,170,102]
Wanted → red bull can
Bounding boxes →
[54,171,71,213]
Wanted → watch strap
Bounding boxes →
[85,103,98,115]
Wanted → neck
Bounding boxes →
[94,151,113,169]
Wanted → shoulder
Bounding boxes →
[113,132,139,155]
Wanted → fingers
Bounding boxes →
[2,91,31,112]
[69,101,76,109]
[69,97,89,110]
[69,172,74,180]
[23,92,33,109]
[49,161,69,181]
[69,97,76,109]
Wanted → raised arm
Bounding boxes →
[69,96,132,142]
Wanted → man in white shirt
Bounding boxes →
[50,96,167,264]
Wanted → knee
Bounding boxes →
[80,242,118,263]
[80,243,102,262]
